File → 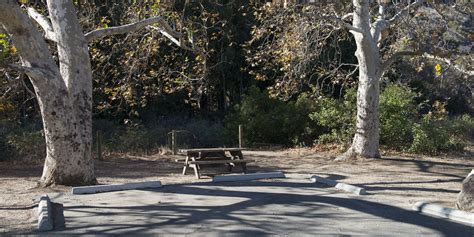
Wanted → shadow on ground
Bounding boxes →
[52,180,473,236]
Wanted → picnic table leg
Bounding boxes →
[182,156,189,175]
[191,157,200,179]
[237,151,247,173]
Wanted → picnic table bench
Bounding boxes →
[179,148,252,179]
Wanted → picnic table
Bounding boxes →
[179,148,252,179]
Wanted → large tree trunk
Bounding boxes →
[339,0,382,160]
[40,0,96,186]
[0,1,96,186]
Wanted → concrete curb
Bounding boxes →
[72,181,162,195]
[310,175,367,195]
[213,172,286,182]
[413,202,474,226]
[37,195,53,231]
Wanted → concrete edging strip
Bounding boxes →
[310,175,367,195]
[413,201,474,226]
[213,172,286,182]
[37,195,53,231]
[72,181,162,195]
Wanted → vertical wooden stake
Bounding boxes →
[172,130,177,155]
[239,125,244,148]
[96,130,102,160]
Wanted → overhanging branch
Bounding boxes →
[26,7,56,42]
[85,17,183,43]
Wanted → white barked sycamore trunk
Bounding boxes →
[338,0,425,160]
[1,0,188,186]
[339,0,383,160]
[0,1,95,186]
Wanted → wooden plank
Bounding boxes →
[189,159,253,165]
[179,147,248,153]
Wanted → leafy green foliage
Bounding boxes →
[379,83,417,149]
[409,115,472,154]
[309,88,356,145]
[226,86,318,146]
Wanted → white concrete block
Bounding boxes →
[310,175,367,195]
[413,202,474,226]
[310,175,337,186]
[213,172,286,182]
[72,181,162,195]
[37,195,53,231]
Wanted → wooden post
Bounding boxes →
[172,130,177,155]
[96,130,102,160]
[239,125,244,148]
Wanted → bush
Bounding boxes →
[0,121,45,161]
[409,114,473,154]
[226,86,318,146]
[309,88,356,145]
[379,83,417,149]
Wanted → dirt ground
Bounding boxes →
[1,148,472,234]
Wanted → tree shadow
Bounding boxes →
[53,181,473,236]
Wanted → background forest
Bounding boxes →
[1,0,473,161]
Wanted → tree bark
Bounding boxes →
[339,0,382,160]
[0,1,96,186]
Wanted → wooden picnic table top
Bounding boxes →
[179,147,248,153]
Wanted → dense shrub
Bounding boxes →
[309,89,356,145]
[409,114,473,154]
[226,86,318,146]
[0,121,45,161]
[309,83,473,154]
[379,83,417,149]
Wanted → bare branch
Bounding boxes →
[341,13,353,21]
[26,7,56,42]
[322,14,365,35]
[422,53,474,76]
[5,64,54,81]
[381,50,423,72]
[382,51,473,76]
[147,26,193,51]
[85,17,182,43]
[371,0,424,42]
[388,0,425,26]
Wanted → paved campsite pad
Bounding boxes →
[50,177,473,236]
[1,149,473,234]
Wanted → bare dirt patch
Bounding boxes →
[1,150,472,233]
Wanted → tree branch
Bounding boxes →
[85,17,183,43]
[382,51,473,76]
[322,14,365,35]
[371,0,424,42]
[5,64,55,81]
[26,7,56,42]
[147,26,193,51]
[381,50,423,71]
[422,53,474,76]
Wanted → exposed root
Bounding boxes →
[335,147,357,161]
[335,147,381,161]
